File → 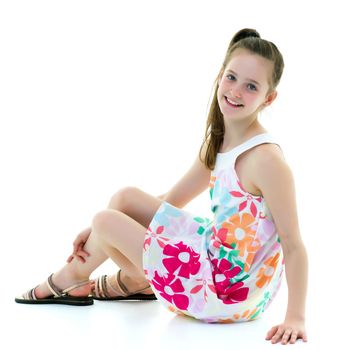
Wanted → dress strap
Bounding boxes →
[232,133,282,159]
[214,132,284,170]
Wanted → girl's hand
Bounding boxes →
[66,227,91,263]
[265,317,308,345]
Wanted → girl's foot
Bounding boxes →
[27,270,91,299]
[15,268,94,305]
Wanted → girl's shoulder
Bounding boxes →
[235,142,286,197]
[249,142,292,192]
[251,142,285,163]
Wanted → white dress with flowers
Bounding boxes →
[142,133,284,323]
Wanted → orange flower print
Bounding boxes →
[167,305,189,318]
[217,318,235,324]
[233,308,259,321]
[244,248,260,273]
[256,252,280,288]
[221,213,257,257]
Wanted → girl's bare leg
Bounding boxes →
[33,187,163,298]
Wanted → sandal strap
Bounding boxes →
[46,273,90,297]
[116,270,131,295]
[93,273,132,298]
[30,287,38,300]
[62,279,90,294]
[106,273,127,297]
[21,286,39,300]
[93,271,153,298]
[132,285,153,294]
[93,276,102,298]
[46,274,63,297]
[116,270,152,295]
[95,275,110,298]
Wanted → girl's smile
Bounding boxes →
[224,96,244,109]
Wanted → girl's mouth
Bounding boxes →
[225,96,244,109]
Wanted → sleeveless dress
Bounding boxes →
[142,133,285,323]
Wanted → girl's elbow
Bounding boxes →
[281,238,307,256]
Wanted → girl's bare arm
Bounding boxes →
[252,147,308,344]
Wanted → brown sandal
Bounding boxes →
[15,273,93,306]
[92,270,157,301]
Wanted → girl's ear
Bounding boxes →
[264,90,278,106]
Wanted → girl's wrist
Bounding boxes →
[284,313,305,322]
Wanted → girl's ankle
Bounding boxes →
[55,266,90,288]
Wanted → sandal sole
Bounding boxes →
[15,296,94,306]
[93,293,157,301]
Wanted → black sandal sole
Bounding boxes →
[92,293,157,301]
[15,295,94,306]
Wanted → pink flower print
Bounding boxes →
[162,241,201,279]
[190,278,216,296]
[220,281,249,304]
[230,181,262,217]
[152,271,189,310]
[190,279,214,314]
[190,297,206,314]
[211,258,249,305]
[211,258,240,290]
[211,226,230,249]
[166,215,201,238]
[257,218,276,244]
[190,258,216,311]
[144,225,170,251]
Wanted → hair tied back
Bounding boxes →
[229,28,261,49]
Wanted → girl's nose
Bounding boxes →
[230,88,242,99]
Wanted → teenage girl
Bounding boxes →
[16,28,308,345]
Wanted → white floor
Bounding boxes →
[1,266,344,350]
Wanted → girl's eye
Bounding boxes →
[226,75,257,92]
[247,83,257,91]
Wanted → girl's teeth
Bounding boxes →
[226,97,243,107]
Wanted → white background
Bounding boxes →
[1,0,349,348]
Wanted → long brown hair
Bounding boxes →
[199,28,285,170]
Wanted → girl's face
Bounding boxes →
[217,48,277,121]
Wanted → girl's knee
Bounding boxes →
[108,186,139,210]
[92,209,118,237]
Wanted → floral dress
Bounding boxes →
[143,133,285,323]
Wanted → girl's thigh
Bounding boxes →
[109,186,164,228]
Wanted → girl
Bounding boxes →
[15,28,308,345]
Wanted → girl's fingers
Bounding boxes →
[289,331,299,344]
[67,254,82,263]
[67,251,88,263]
[73,242,84,255]
[79,249,90,257]
[74,253,86,263]
[69,229,92,263]
[271,327,284,343]
[77,256,86,263]
[75,246,90,258]
[266,323,307,344]
[73,242,83,254]
[76,248,91,261]
[265,325,278,340]
[281,329,293,345]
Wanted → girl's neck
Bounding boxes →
[221,118,267,152]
